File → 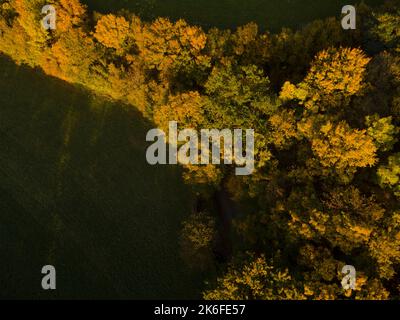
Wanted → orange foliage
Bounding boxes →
[94,14,130,51]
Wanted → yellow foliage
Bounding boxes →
[233,22,258,55]
[47,27,96,82]
[312,121,377,170]
[269,109,298,148]
[280,81,308,101]
[153,91,205,132]
[94,14,130,51]
[204,255,304,300]
[138,17,208,71]
[56,0,86,32]
[12,0,48,45]
[306,47,371,96]
[182,164,223,187]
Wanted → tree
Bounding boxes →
[138,17,209,73]
[231,22,271,66]
[0,0,17,23]
[378,153,400,197]
[55,0,87,33]
[94,14,130,52]
[310,121,377,175]
[283,185,385,252]
[0,9,34,65]
[203,63,276,171]
[366,114,399,151]
[2,0,50,65]
[46,27,98,84]
[204,27,232,64]
[153,91,206,132]
[204,255,305,300]
[205,64,271,111]
[180,211,216,270]
[370,6,400,52]
[267,17,353,87]
[182,164,223,191]
[269,109,299,149]
[11,0,48,45]
[305,47,371,97]
[368,211,400,279]
[280,47,371,113]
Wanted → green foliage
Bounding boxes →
[203,63,277,132]
[371,9,400,51]
[366,114,399,151]
[267,17,353,87]
[378,153,400,197]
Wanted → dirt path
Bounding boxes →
[214,186,238,262]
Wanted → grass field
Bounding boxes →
[82,0,385,32]
[0,56,203,299]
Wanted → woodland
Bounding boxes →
[0,0,399,299]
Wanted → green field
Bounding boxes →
[0,56,203,299]
[82,0,385,32]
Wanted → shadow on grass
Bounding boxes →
[0,55,203,299]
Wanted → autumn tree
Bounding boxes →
[153,91,206,132]
[0,0,50,65]
[204,255,305,300]
[305,48,370,96]
[378,153,400,198]
[280,47,371,113]
[0,6,33,65]
[55,0,87,33]
[46,27,98,83]
[11,0,48,45]
[269,109,299,149]
[310,121,377,175]
[138,18,209,73]
[298,244,390,300]
[368,211,400,279]
[267,17,354,87]
[94,14,130,53]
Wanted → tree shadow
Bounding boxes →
[0,55,203,299]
